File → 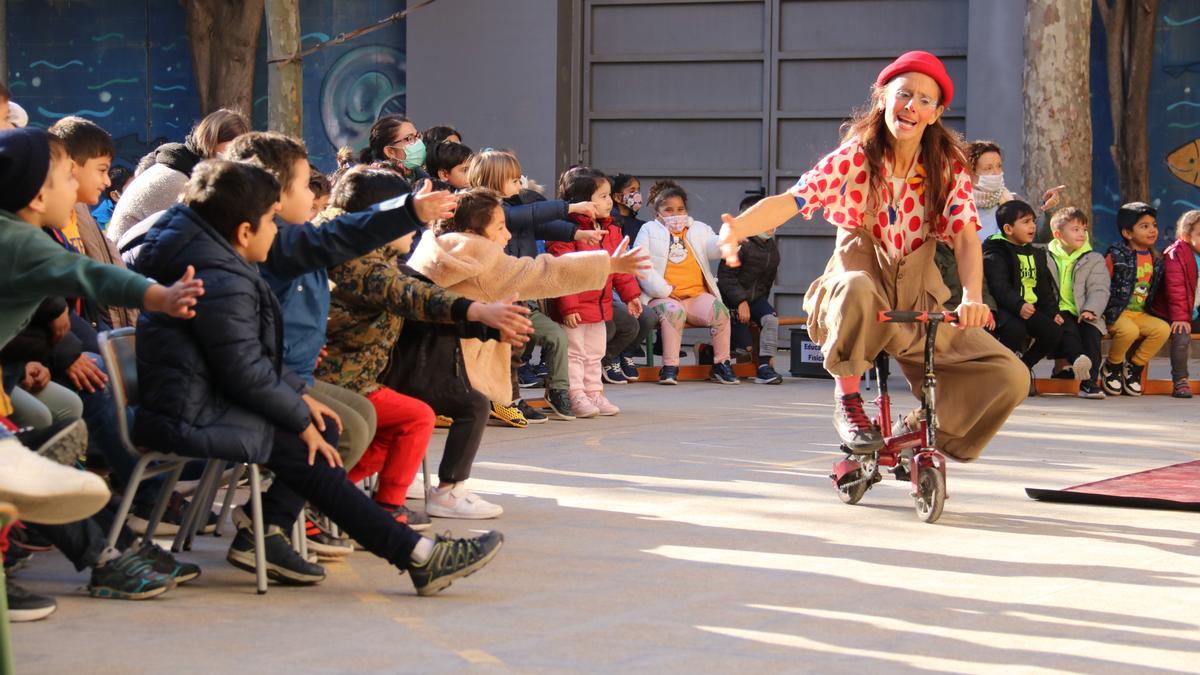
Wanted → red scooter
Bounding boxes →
[829,310,955,523]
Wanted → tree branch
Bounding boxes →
[267,0,438,65]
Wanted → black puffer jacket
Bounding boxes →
[502,191,577,258]
[717,236,780,307]
[981,234,1059,325]
[133,204,310,463]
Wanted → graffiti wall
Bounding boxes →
[5,0,407,172]
[1091,0,1200,248]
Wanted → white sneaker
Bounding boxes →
[1071,355,1093,381]
[0,436,110,525]
[425,483,503,519]
[569,390,599,419]
[587,391,620,416]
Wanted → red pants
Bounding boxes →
[347,387,435,507]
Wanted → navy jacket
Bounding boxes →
[258,195,425,384]
[502,191,577,258]
[1103,242,1164,325]
[717,236,780,307]
[133,204,310,463]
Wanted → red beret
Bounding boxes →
[876,51,954,108]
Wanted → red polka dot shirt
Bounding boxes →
[788,141,980,259]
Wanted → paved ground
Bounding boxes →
[11,354,1200,674]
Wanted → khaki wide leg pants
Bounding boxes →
[803,228,1027,461]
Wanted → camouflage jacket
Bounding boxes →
[316,245,474,395]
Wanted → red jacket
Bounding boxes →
[547,214,640,323]
[1150,238,1199,323]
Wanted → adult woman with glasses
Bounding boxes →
[717,51,1026,463]
[359,115,430,183]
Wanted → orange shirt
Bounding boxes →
[60,209,86,254]
[663,229,706,299]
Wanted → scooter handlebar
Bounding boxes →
[877,310,960,324]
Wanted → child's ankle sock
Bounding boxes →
[411,537,435,564]
[834,375,860,397]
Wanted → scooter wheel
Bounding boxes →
[837,470,869,505]
[913,468,945,523]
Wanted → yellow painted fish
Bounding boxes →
[1167,139,1200,188]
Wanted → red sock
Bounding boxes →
[834,376,860,397]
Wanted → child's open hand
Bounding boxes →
[300,423,343,468]
[412,179,457,224]
[574,228,607,246]
[609,237,651,278]
[563,312,582,329]
[1172,320,1192,335]
[467,295,534,347]
[144,265,204,319]
[718,216,741,267]
[302,393,344,435]
[627,298,643,318]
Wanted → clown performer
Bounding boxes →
[717,51,1027,461]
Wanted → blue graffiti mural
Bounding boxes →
[6,0,408,173]
[1091,0,1200,248]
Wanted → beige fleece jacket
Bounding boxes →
[407,231,611,403]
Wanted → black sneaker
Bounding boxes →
[515,399,547,424]
[754,363,783,384]
[408,530,504,596]
[1123,362,1144,396]
[226,526,326,585]
[619,355,641,381]
[128,491,218,537]
[601,358,628,385]
[89,548,176,600]
[6,579,57,622]
[516,363,541,388]
[137,542,201,584]
[711,360,740,385]
[834,393,884,454]
[1077,380,1107,399]
[4,541,33,572]
[1101,361,1124,397]
[379,502,433,532]
[658,365,679,385]
[545,389,576,421]
[1172,379,1193,399]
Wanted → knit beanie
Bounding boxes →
[1116,201,1156,235]
[876,51,955,108]
[0,127,51,212]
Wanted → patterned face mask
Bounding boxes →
[662,214,691,234]
[622,192,643,211]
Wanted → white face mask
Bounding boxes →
[662,214,691,234]
[976,173,1005,193]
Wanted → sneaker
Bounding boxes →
[601,358,628,385]
[710,360,740,385]
[545,389,576,421]
[754,363,783,384]
[1077,380,1107,399]
[426,483,504,519]
[434,415,453,428]
[0,436,110,525]
[658,365,679,385]
[515,399,547,424]
[1050,369,1075,380]
[6,580,57,622]
[533,362,550,379]
[227,526,326,585]
[1070,355,1093,381]
[128,492,218,537]
[1123,362,1144,396]
[488,401,528,428]
[516,363,542,388]
[1172,379,1193,399]
[304,509,354,557]
[137,542,202,584]
[408,530,504,596]
[834,393,884,454]
[4,540,33,572]
[569,390,600,418]
[587,391,620,416]
[619,355,641,381]
[1101,361,1124,397]
[89,548,176,600]
[22,419,88,466]
[379,502,433,532]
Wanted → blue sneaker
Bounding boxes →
[533,362,550,379]
[658,366,679,385]
[711,360,740,385]
[601,358,628,385]
[517,363,541,388]
[754,364,783,384]
[619,355,641,381]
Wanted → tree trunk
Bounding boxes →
[265,0,302,137]
[184,0,266,120]
[1024,0,1093,230]
[1098,0,1160,204]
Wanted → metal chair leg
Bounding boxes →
[184,461,225,551]
[141,462,186,544]
[421,457,431,502]
[172,460,219,553]
[106,454,153,549]
[213,464,245,537]
[249,465,268,595]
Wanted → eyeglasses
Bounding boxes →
[389,132,421,148]
[893,89,938,111]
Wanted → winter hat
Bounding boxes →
[0,127,51,213]
[876,51,954,108]
[1116,201,1156,235]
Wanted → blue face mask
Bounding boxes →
[400,139,426,171]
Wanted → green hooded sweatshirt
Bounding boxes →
[1047,237,1091,315]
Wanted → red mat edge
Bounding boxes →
[1024,487,1200,512]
